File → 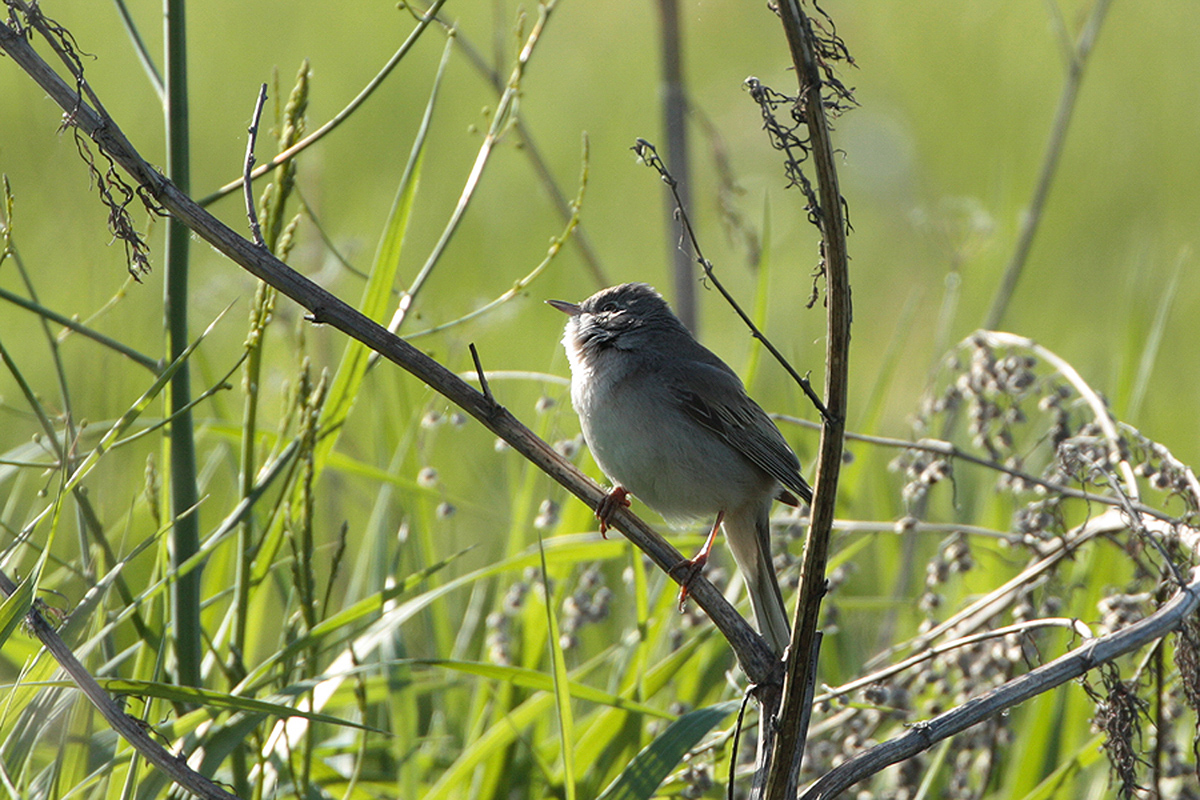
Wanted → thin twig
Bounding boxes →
[772,414,1177,524]
[816,617,1095,705]
[111,0,163,98]
[863,508,1124,672]
[455,369,569,387]
[728,695,752,800]
[631,138,830,422]
[0,278,159,372]
[8,0,112,120]
[1105,468,1190,588]
[469,343,493,405]
[294,187,371,282]
[244,83,268,247]
[7,0,155,278]
[401,133,588,342]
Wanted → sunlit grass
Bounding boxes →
[0,1,1198,799]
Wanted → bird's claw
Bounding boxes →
[595,486,630,538]
[671,552,709,612]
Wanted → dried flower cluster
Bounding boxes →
[804,333,1200,798]
[559,565,613,650]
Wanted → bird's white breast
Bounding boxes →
[567,342,772,523]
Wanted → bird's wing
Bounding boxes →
[667,359,813,504]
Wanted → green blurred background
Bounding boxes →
[1,0,1196,462]
[0,0,1197,796]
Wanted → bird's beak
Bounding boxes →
[545,299,581,316]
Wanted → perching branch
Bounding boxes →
[0,0,781,712]
[763,3,854,799]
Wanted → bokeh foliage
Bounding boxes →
[0,1,1197,798]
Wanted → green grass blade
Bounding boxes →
[573,633,709,792]
[239,546,474,690]
[1014,732,1105,800]
[1127,256,1183,420]
[595,700,740,800]
[0,284,159,372]
[411,659,670,718]
[111,0,163,97]
[10,677,385,735]
[0,575,32,648]
[437,630,711,800]
[538,528,577,799]
[60,307,230,498]
[313,36,450,471]
[421,687,555,800]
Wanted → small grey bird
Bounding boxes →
[548,282,812,655]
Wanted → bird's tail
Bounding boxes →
[724,506,791,656]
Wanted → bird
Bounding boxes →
[547,282,812,655]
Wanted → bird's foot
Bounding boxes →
[671,552,709,612]
[671,512,724,611]
[595,486,630,538]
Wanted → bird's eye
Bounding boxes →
[597,300,619,313]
